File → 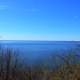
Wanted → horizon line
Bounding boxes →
[0,40,80,42]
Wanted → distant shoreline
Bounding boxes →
[0,40,80,42]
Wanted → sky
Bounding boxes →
[0,0,80,41]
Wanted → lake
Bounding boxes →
[0,40,80,63]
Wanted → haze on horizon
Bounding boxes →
[0,0,80,41]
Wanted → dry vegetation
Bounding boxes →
[0,46,80,80]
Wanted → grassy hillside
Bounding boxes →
[0,46,80,80]
[48,64,80,80]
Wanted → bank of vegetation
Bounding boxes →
[0,45,80,80]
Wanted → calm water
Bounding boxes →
[0,40,80,62]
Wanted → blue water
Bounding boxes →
[0,40,80,63]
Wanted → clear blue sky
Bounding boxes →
[0,0,80,40]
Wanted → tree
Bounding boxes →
[0,48,4,79]
[5,48,12,80]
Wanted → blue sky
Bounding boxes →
[0,0,80,40]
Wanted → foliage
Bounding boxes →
[0,45,80,80]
